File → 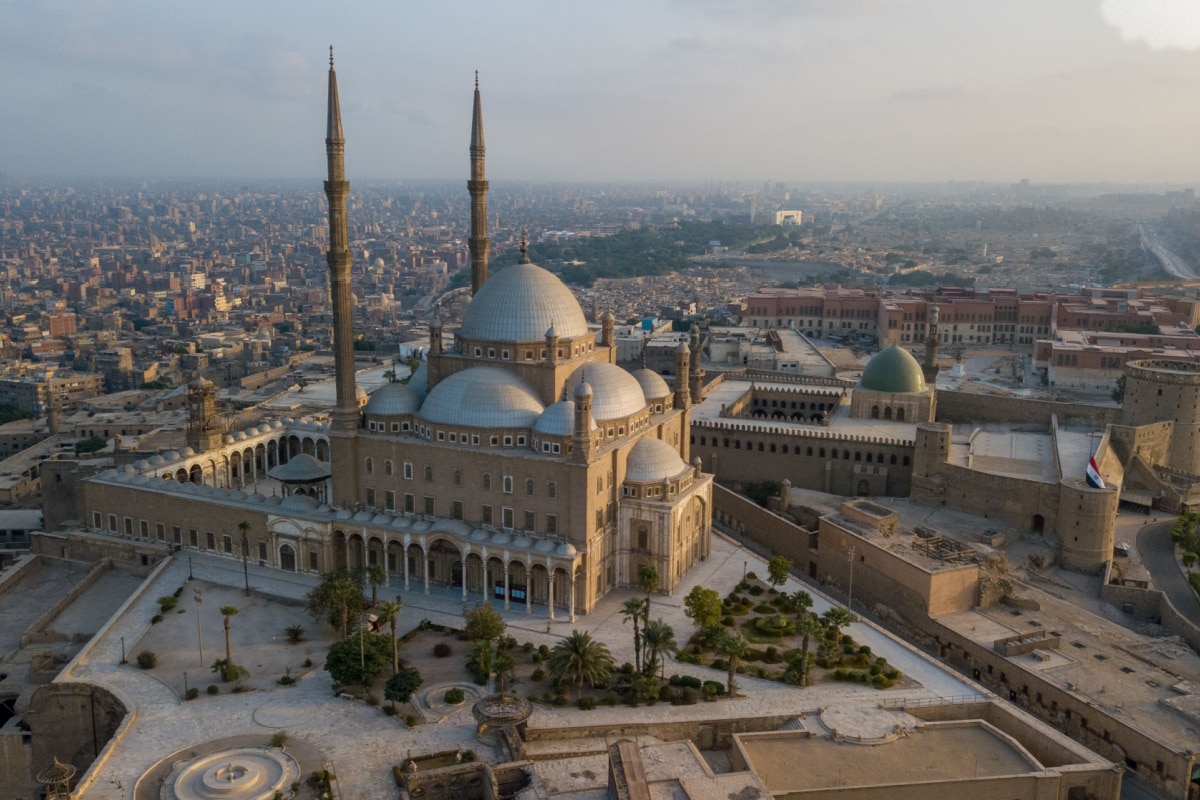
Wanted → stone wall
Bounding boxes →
[20,559,111,646]
[23,683,127,800]
[525,713,798,751]
[936,390,1117,429]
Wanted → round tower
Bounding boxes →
[1056,477,1118,574]
[1122,359,1200,475]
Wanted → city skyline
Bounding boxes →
[2,0,1200,184]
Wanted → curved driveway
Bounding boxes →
[1136,521,1200,623]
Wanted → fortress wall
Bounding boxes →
[935,390,1116,429]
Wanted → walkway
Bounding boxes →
[1137,520,1200,623]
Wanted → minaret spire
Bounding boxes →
[324,48,357,431]
[468,72,490,295]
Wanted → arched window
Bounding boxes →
[902,456,911,466]
[807,447,813,456]
[884,407,893,420]
[384,460,393,476]
[871,406,880,419]
[890,454,897,465]
[854,451,862,462]
[365,457,374,475]
[896,408,906,422]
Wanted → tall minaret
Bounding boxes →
[468,72,490,295]
[325,47,358,433]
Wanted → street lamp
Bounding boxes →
[193,588,205,666]
[119,636,126,665]
[183,671,189,699]
[847,545,857,618]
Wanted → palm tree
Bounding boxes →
[717,632,749,697]
[365,563,388,607]
[822,607,853,648]
[328,573,360,639]
[796,613,823,687]
[621,597,646,673]
[641,619,678,678]
[220,605,239,665]
[547,630,614,700]
[790,589,813,619]
[637,564,660,620]
[377,599,403,674]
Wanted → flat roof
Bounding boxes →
[949,427,1057,483]
[739,723,1040,793]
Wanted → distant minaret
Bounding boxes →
[468,72,490,295]
[325,48,358,432]
[923,304,940,384]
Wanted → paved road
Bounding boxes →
[1136,521,1200,623]
[1140,224,1199,280]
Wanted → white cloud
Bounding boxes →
[1101,0,1200,50]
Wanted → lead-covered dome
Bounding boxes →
[625,437,690,483]
[534,400,597,436]
[631,368,671,401]
[419,366,544,428]
[859,345,927,394]
[364,381,421,416]
[460,263,590,342]
[563,363,647,420]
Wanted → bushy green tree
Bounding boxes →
[325,630,392,688]
[683,586,722,629]
[767,556,792,589]
[385,666,423,709]
[305,571,365,638]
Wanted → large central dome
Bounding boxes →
[859,346,927,393]
[460,263,590,342]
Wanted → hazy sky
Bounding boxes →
[3,0,1200,184]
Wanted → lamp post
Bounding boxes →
[193,588,204,666]
[846,545,857,618]
[742,561,747,581]
[188,556,193,581]
[183,671,188,699]
[119,636,126,665]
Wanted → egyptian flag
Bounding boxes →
[1086,457,1105,489]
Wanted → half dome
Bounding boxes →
[534,400,597,436]
[625,437,690,483]
[563,363,647,421]
[364,382,421,416]
[859,346,927,394]
[631,368,671,401]
[460,263,589,342]
[419,366,544,428]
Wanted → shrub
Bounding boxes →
[157,595,178,613]
[748,585,764,596]
[736,581,750,592]
[271,731,289,747]
[721,615,735,627]
[885,668,900,680]
[742,648,763,663]
[619,662,636,675]
[404,715,419,727]
[278,675,296,686]
[207,684,219,695]
[711,658,727,671]
[531,668,546,682]
[136,650,158,669]
[303,658,313,668]
[537,644,551,660]
[578,696,598,710]
[753,603,775,614]
[764,647,782,664]
[522,641,535,653]
[433,642,452,658]
[366,694,380,706]
[702,680,725,699]
[601,690,621,706]
[550,695,568,706]
[173,586,184,598]
[673,687,698,705]
[745,571,758,581]
[444,688,465,704]
[285,625,306,644]
[186,687,199,700]
[462,749,477,763]
[659,684,674,702]
[151,614,163,624]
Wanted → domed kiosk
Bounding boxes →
[850,345,935,423]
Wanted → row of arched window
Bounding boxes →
[690,434,911,466]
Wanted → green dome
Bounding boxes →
[859,346,927,393]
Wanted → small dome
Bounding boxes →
[534,401,596,436]
[268,453,330,483]
[631,369,671,401]
[511,535,533,549]
[555,542,578,558]
[281,494,320,512]
[419,366,544,428]
[364,382,421,416]
[353,510,374,522]
[563,363,646,421]
[223,435,235,444]
[534,539,556,553]
[574,380,592,398]
[859,346,927,394]
[147,455,165,466]
[180,447,196,457]
[460,262,590,342]
[355,386,368,402]
[625,437,690,483]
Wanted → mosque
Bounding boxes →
[72,57,713,618]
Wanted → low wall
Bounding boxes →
[936,390,1118,429]
[525,713,799,751]
[1100,564,1200,652]
[0,553,40,597]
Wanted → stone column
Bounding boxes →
[461,545,470,602]
[525,557,532,615]
[482,550,490,605]
[547,561,555,621]
[423,547,430,596]
[504,554,511,611]
[569,570,576,623]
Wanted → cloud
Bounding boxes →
[1101,0,1200,50]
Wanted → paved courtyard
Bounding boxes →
[62,531,984,800]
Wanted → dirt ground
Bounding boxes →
[129,579,338,697]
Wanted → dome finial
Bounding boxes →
[475,69,479,90]
[329,46,334,69]
[519,230,530,264]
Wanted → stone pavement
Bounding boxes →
[64,532,983,800]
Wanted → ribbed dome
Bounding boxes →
[625,437,690,483]
[419,367,544,428]
[534,400,596,436]
[631,368,671,401]
[563,363,646,421]
[460,263,589,342]
[364,382,421,416]
[859,346,927,394]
